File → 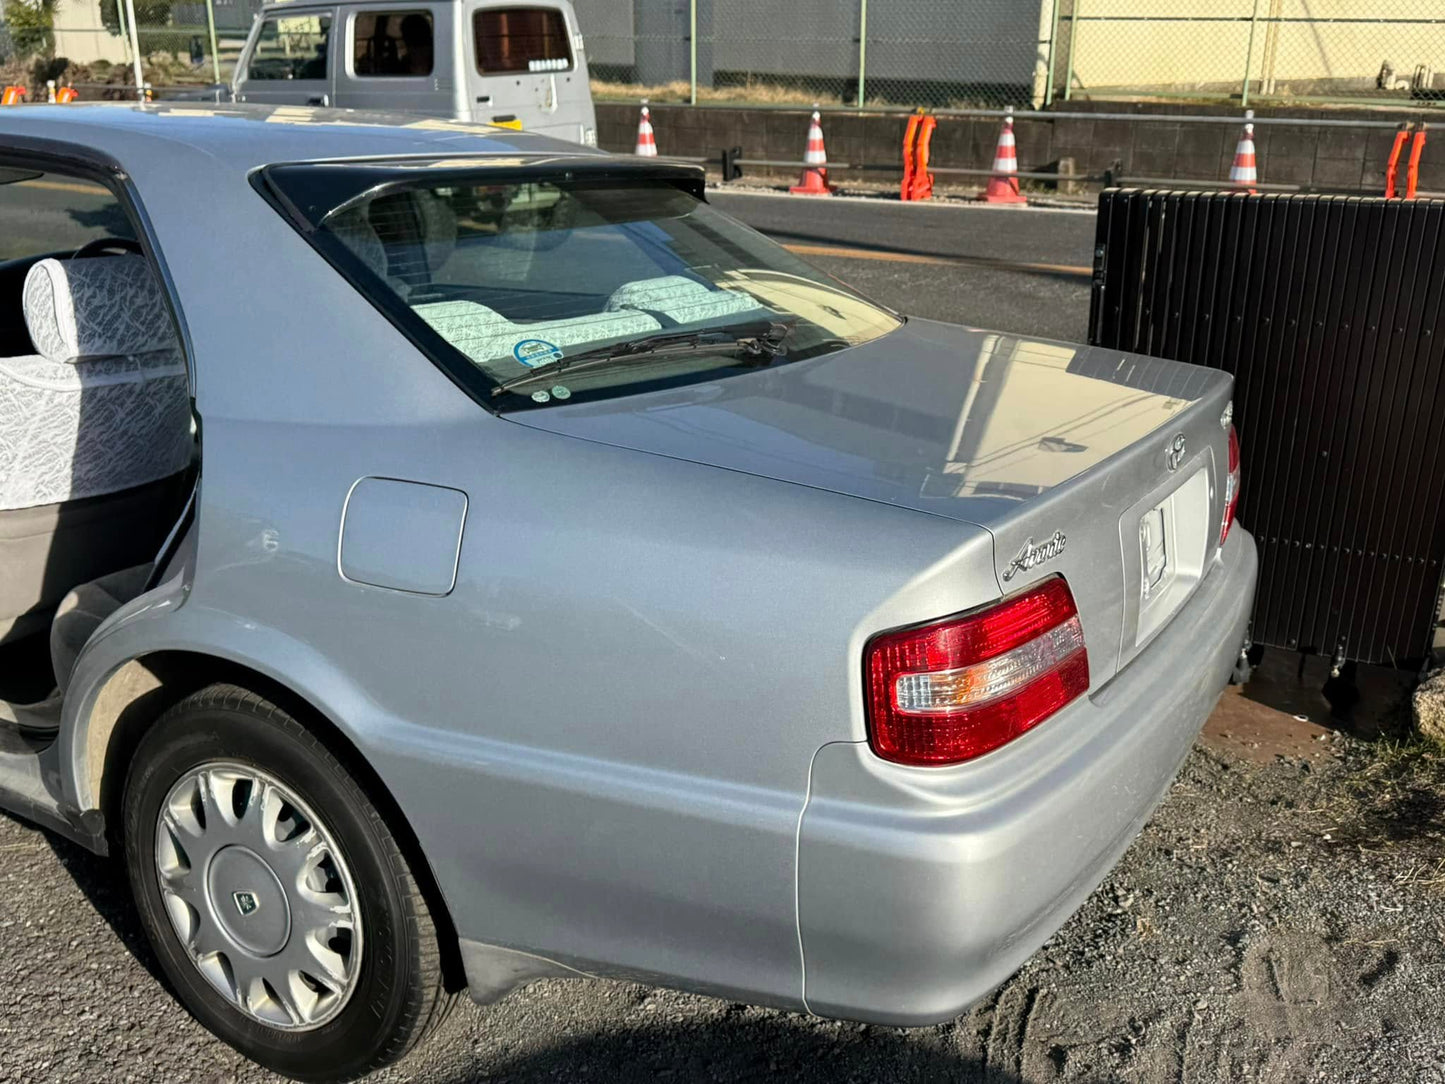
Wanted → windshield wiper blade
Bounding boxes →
[490,319,795,397]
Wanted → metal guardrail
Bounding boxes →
[735,158,852,170]
[711,151,1445,199]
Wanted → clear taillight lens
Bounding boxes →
[1220,424,1241,547]
[864,576,1090,766]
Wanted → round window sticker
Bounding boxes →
[513,339,563,368]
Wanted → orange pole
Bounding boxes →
[1406,126,1427,199]
[911,116,937,201]
[901,114,922,202]
[1385,124,1410,199]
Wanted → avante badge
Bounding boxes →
[1003,531,1067,582]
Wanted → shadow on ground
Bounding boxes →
[1239,649,1415,739]
[17,814,173,989]
[432,1016,1026,1084]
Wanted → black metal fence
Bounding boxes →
[1089,188,1445,668]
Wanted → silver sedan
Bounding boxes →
[0,104,1255,1081]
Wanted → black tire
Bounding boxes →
[123,683,455,1081]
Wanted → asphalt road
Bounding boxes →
[708,190,1097,343]
[4,194,1445,1084]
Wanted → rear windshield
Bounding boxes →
[261,166,901,411]
[474,7,572,73]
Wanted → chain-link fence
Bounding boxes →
[0,0,257,96]
[1056,1,1443,107]
[577,0,1051,109]
[2,0,1439,109]
[575,0,1445,110]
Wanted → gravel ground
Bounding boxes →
[3,688,1443,1084]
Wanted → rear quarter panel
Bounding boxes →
[57,176,1003,1006]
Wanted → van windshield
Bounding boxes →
[261,164,901,411]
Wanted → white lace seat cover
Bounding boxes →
[414,278,764,373]
[604,275,764,325]
[414,300,663,368]
[0,256,191,511]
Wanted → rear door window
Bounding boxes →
[473,7,572,73]
[247,14,334,80]
[353,11,434,76]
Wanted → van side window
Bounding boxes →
[247,14,333,81]
[353,11,434,76]
[473,7,572,73]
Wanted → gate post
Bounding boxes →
[1242,0,1261,108]
[856,0,868,108]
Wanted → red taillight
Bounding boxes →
[864,576,1090,766]
[1220,424,1241,546]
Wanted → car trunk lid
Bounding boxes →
[509,319,1235,684]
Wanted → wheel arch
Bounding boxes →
[80,648,467,992]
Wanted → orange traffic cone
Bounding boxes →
[982,107,1027,204]
[1,86,25,106]
[1229,110,1258,192]
[790,108,834,196]
[634,103,657,157]
[56,86,78,103]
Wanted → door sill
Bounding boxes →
[0,705,105,853]
[0,693,61,746]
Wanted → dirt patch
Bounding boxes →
[1202,685,1338,764]
[978,737,1445,1082]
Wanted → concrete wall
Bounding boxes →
[53,0,129,64]
[1065,0,1432,96]
[597,100,1445,195]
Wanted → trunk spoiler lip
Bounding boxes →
[256,155,707,229]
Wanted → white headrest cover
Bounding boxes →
[23,255,177,364]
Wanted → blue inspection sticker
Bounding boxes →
[513,338,563,368]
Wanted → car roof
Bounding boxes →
[0,102,597,172]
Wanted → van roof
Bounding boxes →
[0,102,593,171]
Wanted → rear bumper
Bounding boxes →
[797,528,1258,1025]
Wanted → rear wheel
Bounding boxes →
[123,684,454,1081]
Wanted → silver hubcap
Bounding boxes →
[154,763,363,1030]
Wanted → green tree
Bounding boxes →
[3,0,56,58]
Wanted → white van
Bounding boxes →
[232,0,597,145]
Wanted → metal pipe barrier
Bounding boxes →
[617,101,1415,129]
